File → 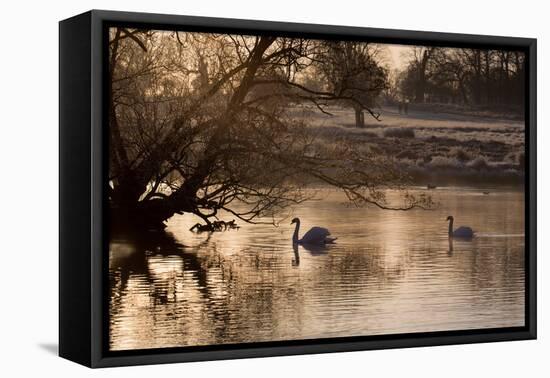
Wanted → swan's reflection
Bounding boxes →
[448,238,454,255]
[300,242,329,255]
[292,243,300,266]
[291,242,330,263]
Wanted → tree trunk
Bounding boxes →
[473,50,482,105]
[354,107,365,128]
[110,197,193,232]
[415,69,426,103]
[415,49,431,103]
[484,50,491,105]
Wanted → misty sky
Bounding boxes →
[385,44,411,70]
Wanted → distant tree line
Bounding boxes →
[395,47,525,112]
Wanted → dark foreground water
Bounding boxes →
[109,187,525,351]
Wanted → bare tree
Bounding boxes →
[314,41,388,127]
[108,29,433,232]
[407,47,436,103]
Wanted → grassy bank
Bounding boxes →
[294,104,525,187]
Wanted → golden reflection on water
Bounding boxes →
[109,187,525,351]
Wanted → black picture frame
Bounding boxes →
[59,9,537,368]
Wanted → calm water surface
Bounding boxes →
[109,187,525,351]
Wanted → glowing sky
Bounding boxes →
[385,44,412,70]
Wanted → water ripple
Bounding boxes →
[109,188,525,351]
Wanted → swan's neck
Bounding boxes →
[292,221,300,244]
[448,219,453,236]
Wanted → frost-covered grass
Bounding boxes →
[291,103,525,185]
[383,127,415,139]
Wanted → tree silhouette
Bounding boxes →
[108,28,432,232]
[315,41,388,127]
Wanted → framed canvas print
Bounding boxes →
[59,10,536,368]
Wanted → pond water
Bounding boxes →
[109,187,525,351]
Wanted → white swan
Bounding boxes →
[291,217,337,245]
[446,216,474,238]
